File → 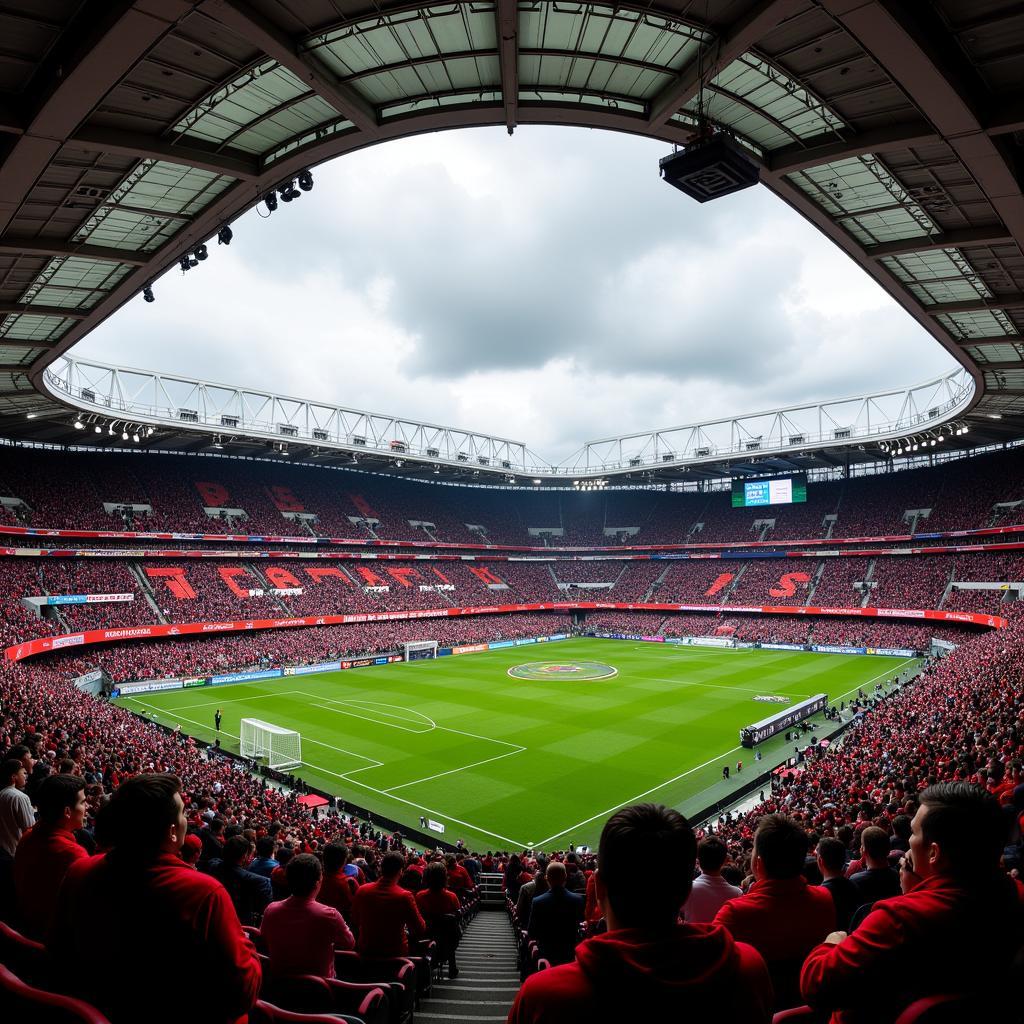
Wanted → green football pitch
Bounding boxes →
[116,640,917,850]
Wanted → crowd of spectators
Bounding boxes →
[6,446,1024,548]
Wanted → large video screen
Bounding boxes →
[731,474,808,508]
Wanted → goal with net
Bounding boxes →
[239,718,302,769]
[403,640,438,662]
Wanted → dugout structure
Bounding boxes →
[240,718,302,769]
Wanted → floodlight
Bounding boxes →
[121,431,129,440]
[298,170,313,192]
[264,191,278,213]
[143,284,155,303]
[132,433,140,443]
[194,244,208,261]
[962,425,969,433]
[74,419,85,429]
[146,426,154,436]
[912,444,919,451]
[26,413,35,419]
[108,425,115,435]
[279,180,300,202]
[533,478,541,485]
[217,225,233,245]
[94,425,102,434]
[938,435,944,442]
[179,256,192,272]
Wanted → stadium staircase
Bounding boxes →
[417,909,521,1024]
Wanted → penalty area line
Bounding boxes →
[531,743,743,849]
[384,745,527,794]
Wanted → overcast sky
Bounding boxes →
[79,126,957,463]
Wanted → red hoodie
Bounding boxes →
[507,923,772,1024]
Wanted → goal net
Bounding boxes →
[239,718,302,769]
[403,640,438,662]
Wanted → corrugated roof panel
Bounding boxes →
[1,315,70,342]
[27,286,105,310]
[262,119,355,168]
[74,207,181,254]
[172,62,310,148]
[0,346,41,364]
[309,4,496,79]
[228,95,340,155]
[40,258,131,293]
[936,310,1018,339]
[117,161,234,218]
[966,344,1024,363]
[381,90,503,118]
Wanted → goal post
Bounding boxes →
[239,718,302,769]
[403,639,438,662]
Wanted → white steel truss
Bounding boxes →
[43,357,973,478]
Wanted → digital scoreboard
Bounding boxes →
[732,474,808,508]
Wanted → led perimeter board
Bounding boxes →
[740,692,828,747]
[732,474,808,508]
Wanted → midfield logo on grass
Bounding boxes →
[508,660,618,681]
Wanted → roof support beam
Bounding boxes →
[0,337,60,350]
[825,0,1024,243]
[867,227,1016,259]
[73,126,260,180]
[0,1,188,236]
[0,364,32,373]
[766,121,940,176]
[0,303,90,320]
[0,238,148,266]
[495,0,519,135]
[203,0,379,137]
[924,295,1024,315]
[974,362,1024,371]
[958,336,1024,347]
[646,0,803,128]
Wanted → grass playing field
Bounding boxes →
[116,639,917,850]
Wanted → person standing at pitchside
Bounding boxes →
[215,708,223,732]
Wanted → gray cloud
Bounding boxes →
[79,125,957,461]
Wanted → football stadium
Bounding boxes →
[1,3,1023,1023]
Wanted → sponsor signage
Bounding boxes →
[488,640,515,649]
[3,603,1005,663]
[182,677,206,688]
[119,678,183,695]
[44,593,135,606]
[866,647,917,658]
[293,661,342,676]
[210,668,282,685]
[426,819,446,834]
[811,644,866,655]
[761,643,807,651]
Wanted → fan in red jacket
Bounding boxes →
[801,782,1023,1024]
[714,813,835,1010]
[507,803,772,1024]
[14,773,89,939]
[47,774,260,1024]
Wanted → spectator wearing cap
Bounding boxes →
[48,773,261,1024]
[848,826,901,908]
[181,833,203,868]
[508,804,772,1024]
[261,853,354,978]
[351,851,426,958]
[683,836,742,923]
[714,813,834,1009]
[13,773,89,938]
[802,783,1023,1023]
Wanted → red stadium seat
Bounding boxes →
[893,994,977,1024]
[0,963,111,1024]
[0,920,52,990]
[771,1008,827,1023]
[249,1000,364,1024]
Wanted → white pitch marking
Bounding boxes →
[309,702,434,734]
[384,745,526,793]
[531,742,744,848]
[172,690,305,711]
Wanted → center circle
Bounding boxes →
[508,660,618,681]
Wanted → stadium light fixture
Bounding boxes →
[132,432,140,443]
[121,430,129,440]
[26,412,35,419]
[938,435,944,442]
[94,424,102,434]
[988,413,1003,420]
[142,284,155,303]
[146,426,154,436]
[264,191,278,213]
[73,418,84,430]
[298,170,313,192]
[194,244,208,262]
[217,225,233,246]
[279,180,300,202]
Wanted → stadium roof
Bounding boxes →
[0,0,1022,484]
